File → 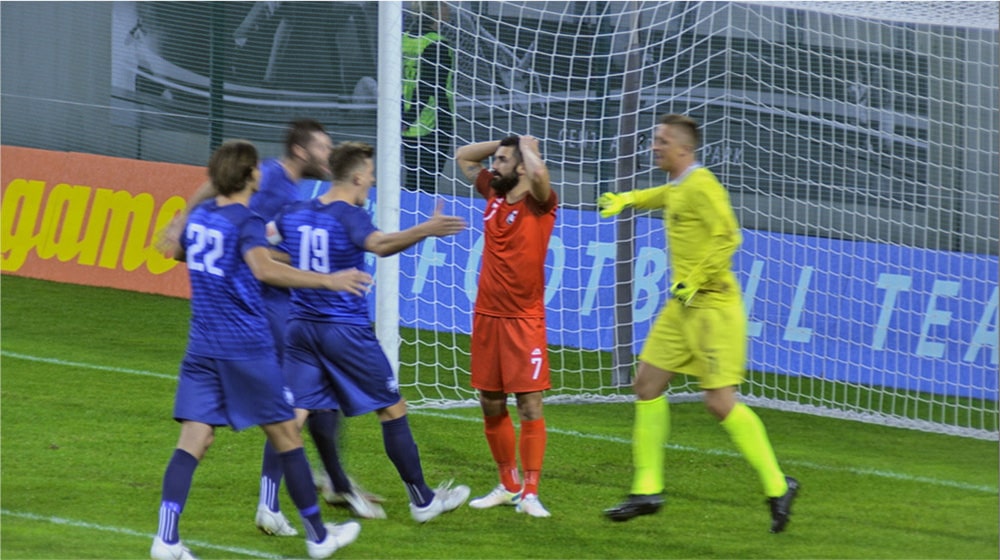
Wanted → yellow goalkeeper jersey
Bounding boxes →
[631,165,743,308]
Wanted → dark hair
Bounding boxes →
[498,134,522,162]
[208,140,258,196]
[658,114,700,148]
[284,119,327,158]
[329,141,375,182]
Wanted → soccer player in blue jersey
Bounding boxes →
[249,120,386,530]
[151,140,371,560]
[598,114,799,532]
[269,140,471,523]
[157,119,383,530]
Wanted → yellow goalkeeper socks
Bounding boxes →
[630,395,669,495]
[720,402,788,497]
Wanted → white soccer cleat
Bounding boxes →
[469,484,522,509]
[150,537,198,560]
[409,480,471,523]
[306,521,362,559]
[347,477,386,504]
[516,493,552,518]
[313,467,340,503]
[314,468,385,504]
[255,504,299,536]
[342,489,387,519]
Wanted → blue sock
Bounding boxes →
[381,416,433,506]
[259,441,284,511]
[279,447,326,543]
[157,449,198,544]
[307,410,352,494]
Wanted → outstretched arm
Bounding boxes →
[597,185,669,217]
[364,200,466,257]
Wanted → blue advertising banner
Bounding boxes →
[307,183,997,402]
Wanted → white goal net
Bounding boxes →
[389,1,999,440]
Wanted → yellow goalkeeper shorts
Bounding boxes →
[638,299,747,389]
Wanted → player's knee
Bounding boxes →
[703,389,737,420]
[376,399,408,421]
[264,420,304,452]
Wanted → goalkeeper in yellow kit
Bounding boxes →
[599,114,799,533]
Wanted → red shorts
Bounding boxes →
[470,313,550,394]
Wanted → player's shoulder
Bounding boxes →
[233,203,265,224]
[685,167,727,194]
[258,158,283,174]
[689,166,720,181]
[188,198,216,216]
[527,189,558,214]
[258,159,292,187]
[201,202,262,231]
[283,198,317,214]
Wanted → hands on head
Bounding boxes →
[519,135,540,155]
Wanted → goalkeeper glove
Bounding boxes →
[670,282,698,306]
[597,191,635,218]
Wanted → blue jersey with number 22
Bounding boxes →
[181,200,274,359]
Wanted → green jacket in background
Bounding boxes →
[402,31,454,138]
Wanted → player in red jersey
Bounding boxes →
[455,134,557,517]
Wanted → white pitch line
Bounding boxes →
[3,350,997,496]
[416,410,999,494]
[2,351,177,380]
[0,509,280,559]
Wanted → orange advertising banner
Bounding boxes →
[1,146,205,299]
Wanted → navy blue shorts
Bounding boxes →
[283,320,400,417]
[173,353,295,431]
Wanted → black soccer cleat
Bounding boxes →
[768,476,799,533]
[603,493,664,522]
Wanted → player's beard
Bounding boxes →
[301,155,330,180]
[490,169,519,196]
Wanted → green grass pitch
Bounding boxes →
[1,274,997,559]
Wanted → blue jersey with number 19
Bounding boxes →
[181,200,274,359]
[274,198,377,325]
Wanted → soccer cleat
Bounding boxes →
[255,504,299,536]
[306,521,361,559]
[313,467,339,503]
[469,484,522,509]
[410,480,471,523]
[515,493,551,518]
[314,468,385,504]
[348,477,386,504]
[603,493,664,522]
[768,476,799,533]
[150,537,198,560]
[341,489,387,519]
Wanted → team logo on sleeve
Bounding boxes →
[484,199,502,222]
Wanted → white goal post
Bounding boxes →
[376,1,999,440]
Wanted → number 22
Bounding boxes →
[186,223,225,276]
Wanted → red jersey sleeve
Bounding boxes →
[475,168,494,198]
